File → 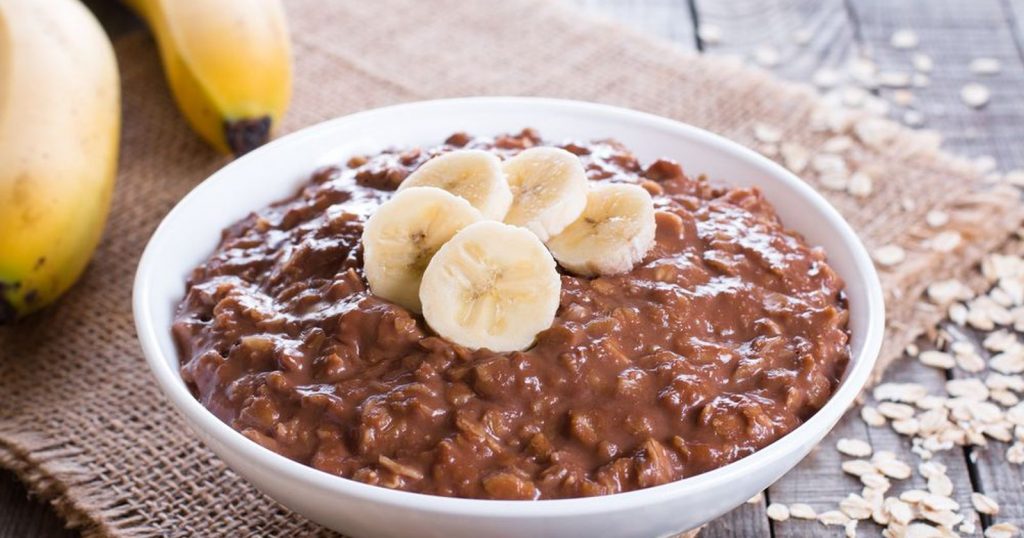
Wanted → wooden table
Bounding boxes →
[3,0,1023,535]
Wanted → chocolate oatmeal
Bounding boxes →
[172,129,850,500]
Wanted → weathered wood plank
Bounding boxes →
[0,470,75,538]
[573,0,697,50]
[849,0,1024,168]
[692,0,858,81]
[1010,0,1024,57]
[943,322,1024,535]
[767,353,982,537]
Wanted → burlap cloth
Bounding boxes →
[1,0,1021,535]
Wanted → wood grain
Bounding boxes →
[0,470,74,538]
[944,322,1024,534]
[847,0,1024,168]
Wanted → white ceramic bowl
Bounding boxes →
[134,97,885,538]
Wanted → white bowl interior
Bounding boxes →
[134,97,884,537]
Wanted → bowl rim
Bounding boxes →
[133,96,885,518]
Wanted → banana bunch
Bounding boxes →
[0,0,121,322]
[122,0,292,155]
[362,148,657,352]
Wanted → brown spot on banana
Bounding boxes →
[225,116,271,157]
[0,281,20,324]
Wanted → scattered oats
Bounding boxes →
[861,472,891,491]
[747,491,764,504]
[988,372,1024,392]
[946,378,989,400]
[792,27,813,46]
[957,351,987,373]
[788,502,816,519]
[1006,169,1024,187]
[822,135,854,153]
[917,395,948,410]
[913,72,931,87]
[902,109,925,127]
[992,387,1021,406]
[892,89,915,107]
[901,489,929,503]
[907,343,920,357]
[901,197,917,211]
[928,279,970,304]
[1007,442,1024,463]
[991,348,1024,374]
[753,123,783,144]
[878,71,912,88]
[696,23,722,45]
[875,382,928,403]
[837,438,873,457]
[919,460,946,479]
[921,493,959,512]
[919,350,955,369]
[848,57,878,87]
[874,245,907,268]
[970,57,1002,76]
[905,522,943,538]
[927,473,953,497]
[949,303,969,325]
[842,86,869,107]
[754,45,781,68]
[892,418,921,436]
[929,230,962,253]
[813,68,842,88]
[813,152,847,173]
[984,330,1018,352]
[848,171,873,198]
[818,510,851,526]
[961,83,991,108]
[875,458,912,480]
[839,493,873,520]
[877,402,917,420]
[970,400,1003,421]
[971,492,999,515]
[961,520,977,534]
[920,507,962,529]
[780,142,810,174]
[854,117,898,149]
[967,306,997,331]
[820,171,849,191]
[985,522,1020,538]
[766,502,790,521]
[913,53,934,72]
[844,519,857,538]
[1006,403,1024,425]
[918,408,951,434]
[890,29,919,49]
[887,498,914,525]
[862,406,887,427]
[842,459,877,477]
[925,210,949,228]
[975,154,998,174]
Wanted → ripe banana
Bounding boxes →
[122,0,292,155]
[420,221,561,352]
[0,0,121,323]
[362,187,482,313]
[399,150,512,220]
[503,147,588,241]
[547,183,656,276]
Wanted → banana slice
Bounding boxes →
[502,147,588,241]
[399,149,512,220]
[546,183,656,277]
[362,186,483,312]
[420,221,561,352]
